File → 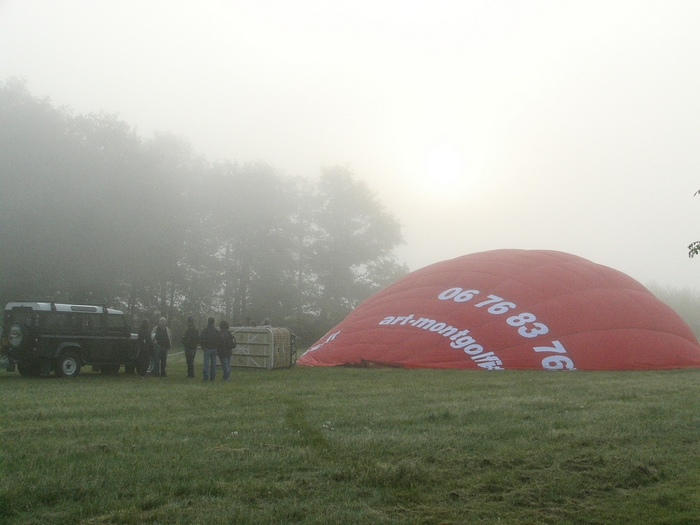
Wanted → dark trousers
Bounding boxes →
[185,347,197,377]
[153,344,168,377]
[137,347,152,377]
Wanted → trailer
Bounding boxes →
[229,326,296,369]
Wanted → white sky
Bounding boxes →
[2,0,700,289]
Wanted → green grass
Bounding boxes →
[1,352,699,524]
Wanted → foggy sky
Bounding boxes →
[2,0,700,290]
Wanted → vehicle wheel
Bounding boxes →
[17,359,40,377]
[55,352,81,378]
[146,357,154,375]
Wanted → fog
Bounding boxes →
[2,0,700,289]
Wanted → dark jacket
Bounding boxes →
[200,325,220,350]
[154,325,171,350]
[138,326,154,352]
[182,326,199,349]
[218,330,236,359]
[136,325,154,376]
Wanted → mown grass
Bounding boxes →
[1,353,699,524]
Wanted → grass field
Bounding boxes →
[1,351,699,525]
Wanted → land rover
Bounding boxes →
[0,302,144,377]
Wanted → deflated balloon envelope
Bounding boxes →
[298,249,700,370]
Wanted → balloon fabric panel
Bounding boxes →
[298,250,700,370]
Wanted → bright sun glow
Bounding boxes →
[425,145,464,186]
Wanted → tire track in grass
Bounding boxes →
[283,398,331,453]
[282,398,432,492]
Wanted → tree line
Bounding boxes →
[0,79,408,344]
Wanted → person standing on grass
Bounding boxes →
[218,320,236,381]
[182,316,199,378]
[151,317,172,377]
[136,319,154,378]
[200,317,219,381]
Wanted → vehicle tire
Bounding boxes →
[17,359,40,377]
[55,352,81,378]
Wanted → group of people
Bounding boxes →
[188,317,236,381]
[133,316,237,381]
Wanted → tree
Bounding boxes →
[0,80,144,305]
[308,166,407,331]
[0,80,409,344]
[208,161,299,324]
[127,132,204,320]
[0,80,204,318]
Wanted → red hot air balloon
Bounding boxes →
[298,250,700,370]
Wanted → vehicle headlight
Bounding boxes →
[9,325,23,348]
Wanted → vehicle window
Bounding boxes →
[84,314,103,333]
[44,312,80,332]
[106,314,127,333]
[10,311,34,328]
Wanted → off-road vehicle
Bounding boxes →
[0,302,145,378]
